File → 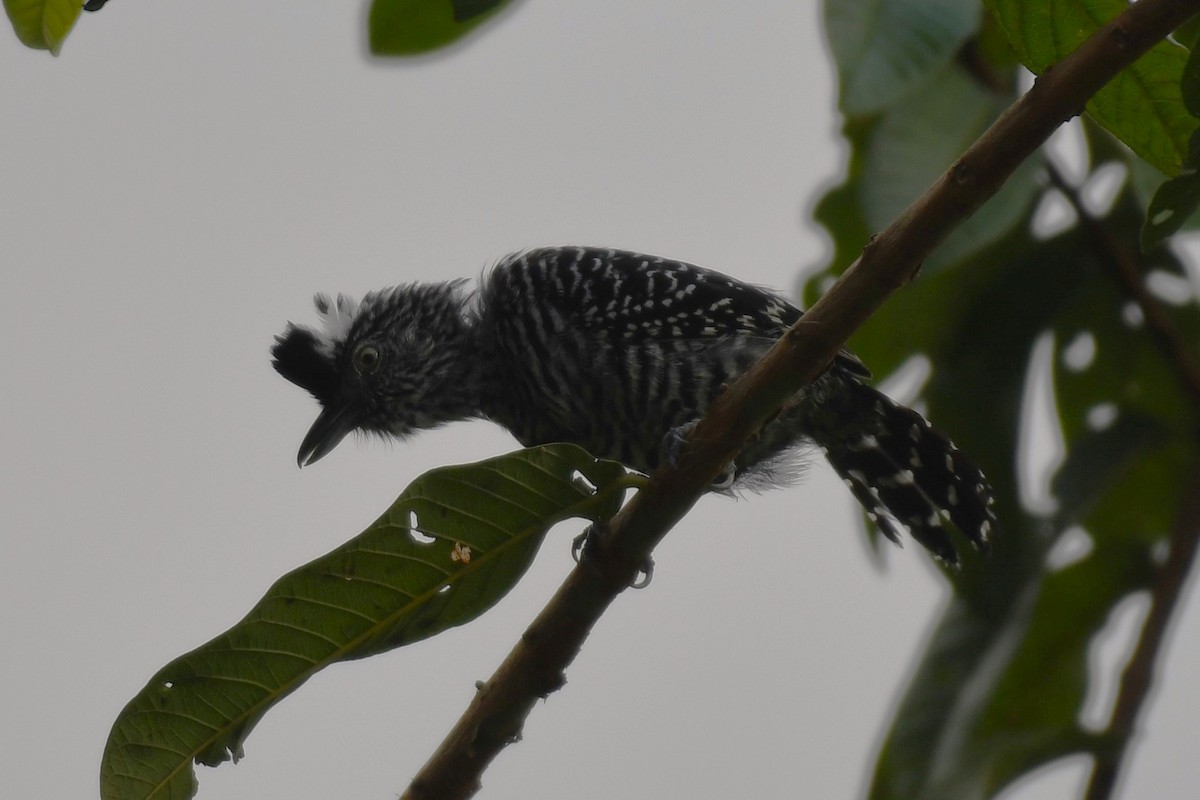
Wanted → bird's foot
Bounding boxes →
[663,421,737,490]
[571,525,654,589]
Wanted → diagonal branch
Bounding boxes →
[401,2,1200,797]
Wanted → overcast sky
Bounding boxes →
[3,2,1198,799]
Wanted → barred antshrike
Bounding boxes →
[273,247,995,563]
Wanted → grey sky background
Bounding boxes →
[3,2,1198,798]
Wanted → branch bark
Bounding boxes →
[402,2,1200,797]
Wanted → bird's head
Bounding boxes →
[272,281,475,466]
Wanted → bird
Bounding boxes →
[272,246,995,563]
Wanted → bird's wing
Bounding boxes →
[493,247,868,377]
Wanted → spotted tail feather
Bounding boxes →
[816,381,996,565]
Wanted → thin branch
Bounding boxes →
[402,2,1200,797]
[1045,163,1200,407]
[1083,459,1200,800]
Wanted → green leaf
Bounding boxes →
[1048,413,1169,526]
[4,0,82,54]
[451,0,507,22]
[100,444,632,800]
[1142,130,1200,251]
[984,0,1198,175]
[859,62,1040,273]
[369,0,513,56]
[824,0,980,116]
[871,539,1149,800]
[1182,34,1200,117]
[808,165,1200,796]
[809,63,1036,280]
[815,6,1200,793]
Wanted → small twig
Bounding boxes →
[402,1,1200,796]
[1045,162,1200,407]
[1083,459,1200,800]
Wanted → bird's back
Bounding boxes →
[475,247,837,475]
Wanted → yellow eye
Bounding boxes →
[353,344,381,374]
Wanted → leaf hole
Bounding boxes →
[1121,302,1144,328]
[1146,270,1195,306]
[405,509,437,544]
[1086,402,1119,432]
[571,469,597,493]
[1045,525,1093,571]
[162,681,174,690]
[1080,162,1127,217]
[437,584,451,595]
[1029,188,1077,240]
[876,354,931,406]
[1061,331,1096,372]
[1080,591,1151,730]
[410,528,437,545]
[1017,332,1064,516]
[1151,537,1171,565]
[991,755,1092,800]
[1043,118,1088,182]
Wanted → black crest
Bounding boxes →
[272,326,340,406]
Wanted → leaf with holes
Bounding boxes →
[1143,130,1200,250]
[807,160,1200,796]
[100,443,632,800]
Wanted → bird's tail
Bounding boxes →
[812,380,996,564]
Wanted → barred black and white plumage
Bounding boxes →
[272,246,996,563]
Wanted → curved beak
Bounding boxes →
[297,400,363,467]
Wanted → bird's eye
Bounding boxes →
[353,344,381,374]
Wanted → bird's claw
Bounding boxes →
[710,463,736,490]
[571,525,654,589]
[664,420,737,490]
[571,527,595,564]
[663,422,694,467]
[630,557,654,588]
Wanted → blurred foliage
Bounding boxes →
[368,0,515,56]
[100,444,631,800]
[1142,43,1200,249]
[3,0,80,54]
[813,1,1200,797]
[3,0,520,55]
